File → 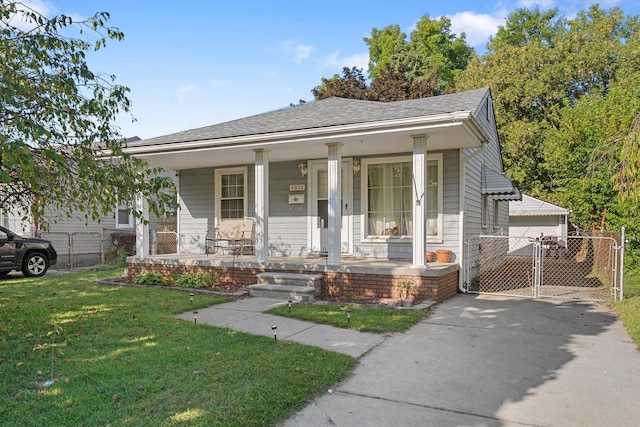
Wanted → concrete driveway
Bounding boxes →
[282,294,640,426]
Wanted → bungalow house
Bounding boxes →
[124,87,518,302]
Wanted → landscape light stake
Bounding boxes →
[288,300,292,314]
[272,325,277,342]
[346,310,351,326]
[190,292,194,304]
[193,311,198,325]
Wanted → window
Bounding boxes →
[215,167,247,221]
[493,200,500,227]
[115,204,133,229]
[362,155,442,240]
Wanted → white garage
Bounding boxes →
[509,195,569,241]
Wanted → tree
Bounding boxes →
[457,5,640,194]
[456,4,640,244]
[311,67,369,100]
[370,62,441,102]
[404,14,473,93]
[0,1,175,228]
[312,14,473,102]
[363,24,405,81]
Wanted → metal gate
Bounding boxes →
[464,230,625,301]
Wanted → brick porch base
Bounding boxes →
[127,255,460,303]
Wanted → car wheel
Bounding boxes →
[22,252,49,277]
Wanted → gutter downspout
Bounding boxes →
[458,145,485,293]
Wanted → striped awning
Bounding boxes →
[482,165,521,200]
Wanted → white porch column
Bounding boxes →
[134,195,150,259]
[412,134,428,268]
[254,149,269,262]
[327,143,342,266]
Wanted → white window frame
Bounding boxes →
[115,204,134,229]
[215,166,248,224]
[493,199,500,228]
[360,154,443,243]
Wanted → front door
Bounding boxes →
[309,160,351,254]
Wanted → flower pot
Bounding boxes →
[426,251,435,263]
[436,249,452,263]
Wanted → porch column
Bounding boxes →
[327,142,342,266]
[254,149,269,262]
[412,134,428,268]
[134,194,149,259]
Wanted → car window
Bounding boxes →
[0,230,7,240]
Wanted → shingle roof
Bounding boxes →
[129,87,490,147]
[510,195,569,216]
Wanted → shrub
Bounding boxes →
[395,280,420,300]
[104,246,128,268]
[133,270,165,286]
[175,272,215,289]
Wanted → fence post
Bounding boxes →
[620,226,626,301]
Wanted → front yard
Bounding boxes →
[3,264,638,426]
[0,270,356,426]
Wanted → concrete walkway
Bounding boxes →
[178,295,640,426]
[175,297,386,358]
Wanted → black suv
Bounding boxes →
[0,225,57,277]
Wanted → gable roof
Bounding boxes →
[510,195,569,217]
[129,87,491,148]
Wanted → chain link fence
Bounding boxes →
[40,227,178,270]
[465,231,624,301]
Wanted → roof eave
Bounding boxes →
[124,111,485,156]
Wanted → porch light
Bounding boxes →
[352,159,361,173]
[298,161,308,177]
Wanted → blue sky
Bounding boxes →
[19,0,640,139]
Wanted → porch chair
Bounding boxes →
[205,218,255,255]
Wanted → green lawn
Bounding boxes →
[612,267,640,348]
[266,302,431,333]
[0,270,356,426]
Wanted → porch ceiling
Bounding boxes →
[132,116,485,171]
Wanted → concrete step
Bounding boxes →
[247,283,317,302]
[250,272,324,301]
[256,272,323,289]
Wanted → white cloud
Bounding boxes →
[280,40,317,64]
[449,11,506,48]
[321,51,369,71]
[295,44,314,63]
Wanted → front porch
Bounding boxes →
[127,254,460,303]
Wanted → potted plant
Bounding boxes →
[426,251,435,262]
[436,249,452,263]
[395,280,420,307]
